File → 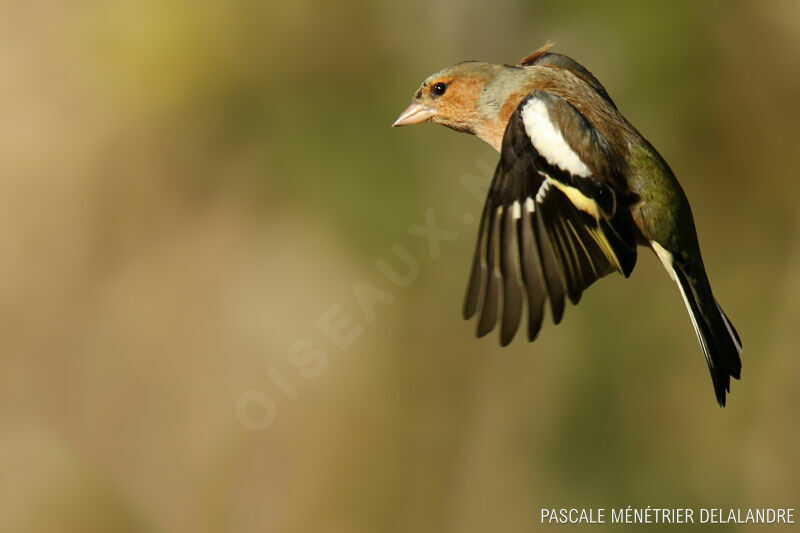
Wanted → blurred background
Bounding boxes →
[1,0,799,531]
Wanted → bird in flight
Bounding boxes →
[392,43,742,406]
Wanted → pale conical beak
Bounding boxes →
[392,102,436,127]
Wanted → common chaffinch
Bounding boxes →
[393,43,741,406]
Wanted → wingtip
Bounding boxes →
[475,327,491,339]
[463,295,478,320]
[499,330,516,347]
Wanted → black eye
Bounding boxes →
[431,82,447,96]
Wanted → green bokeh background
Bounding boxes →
[1,1,798,531]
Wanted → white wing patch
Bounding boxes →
[524,197,535,213]
[521,98,591,178]
[535,178,551,203]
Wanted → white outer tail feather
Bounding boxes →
[674,267,715,371]
[651,241,715,370]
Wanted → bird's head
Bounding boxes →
[393,61,530,151]
[392,62,503,135]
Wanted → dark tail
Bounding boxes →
[672,263,742,406]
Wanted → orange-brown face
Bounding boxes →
[393,69,486,134]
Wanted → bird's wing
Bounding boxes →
[464,90,637,345]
